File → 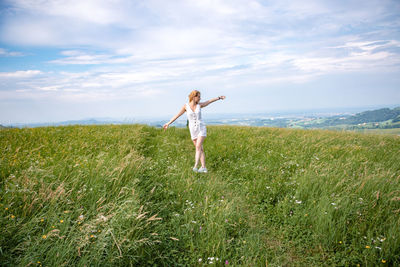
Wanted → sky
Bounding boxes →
[0,0,400,124]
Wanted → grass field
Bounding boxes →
[1,125,400,266]
[353,128,400,136]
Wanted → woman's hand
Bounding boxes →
[163,123,169,131]
[219,96,226,100]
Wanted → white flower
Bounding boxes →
[295,200,302,204]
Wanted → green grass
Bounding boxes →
[353,128,400,135]
[1,125,399,266]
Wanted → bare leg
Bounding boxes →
[192,136,206,169]
[192,139,199,168]
[200,144,206,168]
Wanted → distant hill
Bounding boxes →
[4,106,400,132]
[9,118,127,128]
[303,106,400,129]
[331,107,400,125]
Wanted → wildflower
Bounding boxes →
[42,235,47,239]
[40,219,44,222]
[365,245,370,249]
[305,214,308,217]
[11,215,15,219]
[295,200,302,204]
[375,246,382,250]
[97,214,109,222]
[198,258,202,262]
[331,203,336,206]
[225,260,229,265]
[382,259,386,263]
[339,241,342,244]
[90,235,95,238]
[5,207,8,210]
[60,220,64,223]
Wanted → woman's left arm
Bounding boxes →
[200,96,226,108]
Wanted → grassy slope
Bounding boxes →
[1,125,400,266]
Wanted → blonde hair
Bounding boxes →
[188,90,200,102]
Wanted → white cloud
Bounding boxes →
[37,85,61,91]
[1,0,400,123]
[9,0,129,25]
[292,50,399,74]
[0,48,23,56]
[50,51,116,65]
[0,70,43,78]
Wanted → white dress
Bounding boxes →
[186,103,207,140]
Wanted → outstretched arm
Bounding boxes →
[200,96,226,108]
[163,105,186,130]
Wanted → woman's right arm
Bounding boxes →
[163,105,186,130]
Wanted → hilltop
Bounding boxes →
[1,125,399,266]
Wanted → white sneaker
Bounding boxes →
[193,167,198,172]
[198,167,208,173]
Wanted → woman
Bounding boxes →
[163,90,226,173]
